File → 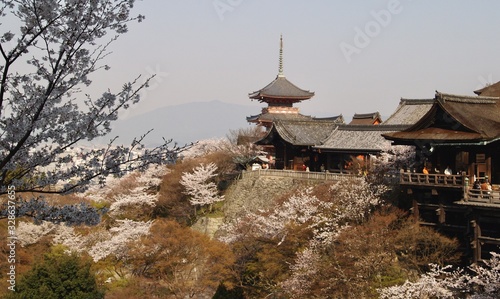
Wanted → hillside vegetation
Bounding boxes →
[1,139,499,299]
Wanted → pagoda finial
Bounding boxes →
[278,34,284,77]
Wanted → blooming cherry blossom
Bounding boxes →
[88,219,152,262]
[180,162,224,208]
[0,0,186,194]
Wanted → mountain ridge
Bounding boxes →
[105,100,259,147]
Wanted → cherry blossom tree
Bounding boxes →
[279,240,321,298]
[378,252,500,299]
[0,196,104,225]
[87,219,152,262]
[16,220,85,252]
[180,162,224,212]
[468,252,500,298]
[0,0,186,194]
[370,144,416,185]
[180,138,230,159]
[51,223,85,253]
[181,137,264,170]
[218,188,339,246]
[219,177,385,245]
[108,187,157,216]
[216,177,387,297]
[15,220,56,247]
[378,264,469,299]
[107,165,166,216]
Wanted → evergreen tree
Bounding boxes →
[4,247,104,299]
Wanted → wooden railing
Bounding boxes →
[464,189,500,205]
[400,171,500,206]
[241,169,354,181]
[400,171,464,188]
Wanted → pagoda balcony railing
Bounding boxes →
[400,171,465,188]
[241,169,354,181]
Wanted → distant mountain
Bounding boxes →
[106,100,259,147]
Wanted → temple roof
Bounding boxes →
[247,113,343,124]
[383,92,500,144]
[255,119,342,146]
[246,112,314,123]
[315,124,408,153]
[474,81,500,97]
[248,76,315,102]
[382,98,434,125]
[349,112,382,125]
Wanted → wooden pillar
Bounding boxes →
[471,219,481,263]
[412,199,419,222]
[436,204,445,224]
[463,172,469,201]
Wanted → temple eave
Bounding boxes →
[253,96,313,102]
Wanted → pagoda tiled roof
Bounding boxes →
[247,113,344,124]
[249,76,314,102]
[246,112,313,123]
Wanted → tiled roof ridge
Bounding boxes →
[322,125,340,144]
[313,114,344,123]
[436,91,499,103]
[337,124,410,131]
[277,118,342,125]
[352,112,381,119]
[274,119,298,142]
[399,98,435,104]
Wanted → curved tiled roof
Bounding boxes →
[474,81,500,97]
[382,98,434,125]
[313,115,345,122]
[256,119,341,146]
[249,76,314,102]
[383,92,500,144]
[435,92,500,139]
[246,113,313,123]
[349,112,382,125]
[247,113,344,124]
[316,124,408,152]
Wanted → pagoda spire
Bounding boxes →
[278,34,284,77]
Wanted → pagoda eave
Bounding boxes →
[255,97,310,104]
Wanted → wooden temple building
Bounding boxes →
[348,112,382,125]
[247,36,343,170]
[247,38,401,172]
[383,91,500,263]
[245,37,500,263]
[247,37,432,172]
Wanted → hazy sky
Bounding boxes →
[91,0,500,122]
